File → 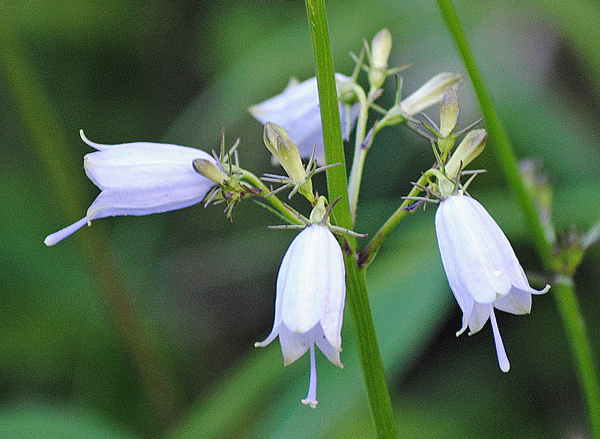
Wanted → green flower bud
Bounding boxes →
[439,88,460,139]
[400,73,462,117]
[263,123,309,186]
[192,158,229,186]
[445,129,487,179]
[309,196,328,224]
[368,29,392,90]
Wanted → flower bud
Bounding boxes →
[309,196,328,223]
[400,72,462,117]
[192,158,228,186]
[439,88,460,138]
[370,29,392,70]
[250,74,359,165]
[263,122,312,185]
[368,29,392,90]
[444,129,487,179]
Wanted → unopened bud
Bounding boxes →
[368,29,393,91]
[401,72,462,117]
[263,123,308,185]
[445,129,487,178]
[371,29,392,70]
[193,158,228,185]
[309,196,328,224]
[439,89,460,138]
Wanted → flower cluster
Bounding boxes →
[44,27,552,413]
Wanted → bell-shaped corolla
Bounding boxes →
[435,194,550,372]
[255,224,346,408]
[44,131,217,246]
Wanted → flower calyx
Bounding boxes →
[193,131,260,219]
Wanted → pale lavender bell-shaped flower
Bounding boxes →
[435,194,550,372]
[249,74,359,166]
[255,223,345,408]
[44,131,217,246]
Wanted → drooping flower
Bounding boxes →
[249,73,359,166]
[435,194,550,372]
[255,219,345,408]
[44,131,217,246]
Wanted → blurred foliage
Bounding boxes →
[1,0,599,437]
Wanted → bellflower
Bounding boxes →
[249,74,359,166]
[44,131,217,246]
[255,223,345,408]
[435,194,550,372]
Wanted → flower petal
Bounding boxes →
[86,179,215,221]
[250,74,359,164]
[435,197,497,304]
[278,326,312,366]
[317,228,345,351]
[280,226,329,334]
[84,144,215,191]
[315,324,342,368]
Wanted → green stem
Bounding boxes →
[360,172,433,268]
[305,0,351,227]
[436,1,600,436]
[305,0,398,437]
[346,262,399,439]
[237,169,307,226]
[347,83,370,224]
[553,277,600,438]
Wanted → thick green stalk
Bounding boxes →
[304,0,351,228]
[436,1,600,436]
[305,0,398,437]
[553,277,600,438]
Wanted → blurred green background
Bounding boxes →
[1,0,600,437]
